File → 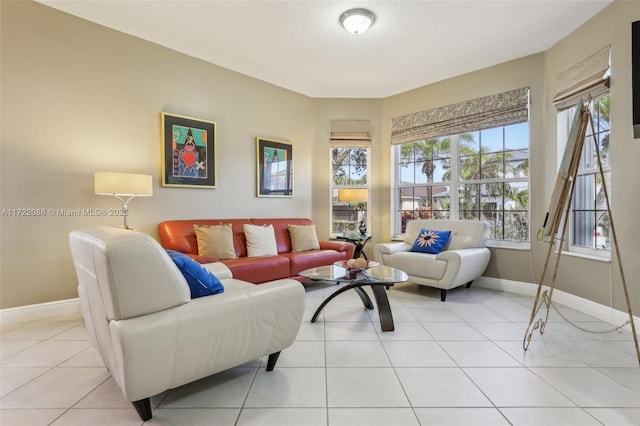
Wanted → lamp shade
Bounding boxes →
[338,188,368,203]
[95,172,153,196]
[340,8,375,35]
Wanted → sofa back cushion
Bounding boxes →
[250,218,314,253]
[193,224,237,259]
[159,219,252,258]
[243,224,279,257]
[404,219,489,250]
[288,224,320,252]
[158,218,316,256]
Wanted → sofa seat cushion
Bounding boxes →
[221,255,290,284]
[381,251,448,280]
[281,250,348,277]
[221,278,256,291]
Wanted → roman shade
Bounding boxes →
[552,45,610,110]
[330,119,371,147]
[390,88,529,145]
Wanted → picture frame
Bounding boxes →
[161,112,216,188]
[256,137,293,197]
[343,221,360,237]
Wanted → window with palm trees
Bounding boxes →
[560,94,611,254]
[331,147,369,235]
[395,122,529,243]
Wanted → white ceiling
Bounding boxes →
[37,0,612,98]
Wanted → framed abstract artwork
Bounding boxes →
[161,112,216,188]
[256,137,293,197]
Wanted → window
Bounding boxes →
[553,46,610,257]
[397,137,451,227]
[395,123,529,242]
[329,120,371,236]
[331,147,369,235]
[391,88,530,245]
[558,94,611,255]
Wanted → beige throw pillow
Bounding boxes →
[243,224,278,257]
[288,224,320,252]
[193,224,237,260]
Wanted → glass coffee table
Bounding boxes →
[300,264,408,331]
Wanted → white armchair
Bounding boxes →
[69,226,304,420]
[373,219,490,301]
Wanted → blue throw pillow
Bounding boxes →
[166,249,224,298]
[409,229,451,254]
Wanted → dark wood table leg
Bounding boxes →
[310,279,395,332]
[311,282,373,322]
[311,282,376,322]
[352,237,371,260]
[354,287,374,309]
[371,285,395,331]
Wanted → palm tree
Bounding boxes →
[458,144,508,220]
[399,137,451,183]
[456,141,530,240]
[503,184,529,240]
[399,131,530,240]
[569,96,611,248]
[398,137,452,230]
[514,157,529,177]
[591,95,611,247]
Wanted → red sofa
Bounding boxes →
[158,218,354,283]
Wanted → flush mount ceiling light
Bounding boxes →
[340,8,375,35]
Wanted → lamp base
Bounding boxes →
[359,220,367,236]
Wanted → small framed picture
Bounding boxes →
[343,221,360,236]
[256,137,293,197]
[161,112,216,188]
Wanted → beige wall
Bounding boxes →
[1,1,314,308]
[541,1,640,313]
[310,99,383,259]
[380,53,546,289]
[1,1,638,315]
[375,1,639,314]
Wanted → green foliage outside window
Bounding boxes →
[396,123,529,241]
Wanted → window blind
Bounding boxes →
[390,88,529,145]
[552,45,610,111]
[330,119,371,147]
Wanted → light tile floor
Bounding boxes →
[1,282,639,425]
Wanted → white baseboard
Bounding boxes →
[1,280,638,333]
[475,277,639,333]
[0,298,80,327]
